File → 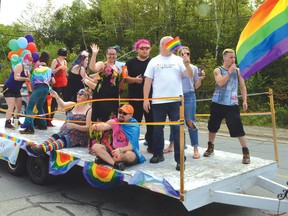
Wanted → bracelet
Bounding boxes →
[119,148,122,153]
[227,71,231,76]
[56,96,60,100]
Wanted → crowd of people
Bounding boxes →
[2,36,251,171]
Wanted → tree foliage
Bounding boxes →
[0,0,287,128]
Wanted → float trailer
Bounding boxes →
[0,119,287,213]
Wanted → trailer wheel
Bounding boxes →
[7,149,27,176]
[27,155,50,185]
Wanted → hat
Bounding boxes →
[81,50,89,57]
[22,53,33,62]
[118,104,134,114]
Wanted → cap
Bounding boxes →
[118,104,134,115]
[22,53,33,62]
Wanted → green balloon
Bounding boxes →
[8,39,19,52]
[21,49,31,57]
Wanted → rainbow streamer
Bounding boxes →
[165,37,182,52]
[49,151,80,175]
[82,161,124,189]
[236,0,288,80]
[128,170,180,198]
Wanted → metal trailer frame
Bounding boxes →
[0,119,287,213]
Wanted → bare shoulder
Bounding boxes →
[213,67,221,76]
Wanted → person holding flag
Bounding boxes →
[143,36,193,171]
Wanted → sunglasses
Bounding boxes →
[118,110,128,116]
[181,53,190,56]
[139,47,150,50]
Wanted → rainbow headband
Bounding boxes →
[165,37,182,52]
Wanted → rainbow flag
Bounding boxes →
[165,37,182,52]
[82,161,124,189]
[49,151,80,175]
[236,0,288,80]
[128,170,180,198]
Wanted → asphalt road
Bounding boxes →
[0,113,287,216]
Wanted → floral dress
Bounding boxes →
[89,63,121,151]
[60,109,90,147]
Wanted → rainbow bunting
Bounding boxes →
[165,37,182,52]
[236,0,288,80]
[128,170,180,198]
[82,161,124,189]
[49,151,80,175]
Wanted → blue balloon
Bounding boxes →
[17,37,28,49]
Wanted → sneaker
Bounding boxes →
[26,144,45,156]
[94,156,108,165]
[176,156,186,171]
[36,125,47,130]
[19,126,35,134]
[242,147,251,164]
[176,162,186,171]
[113,162,126,171]
[150,155,164,163]
[5,120,15,129]
[203,141,214,157]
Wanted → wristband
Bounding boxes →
[119,148,122,153]
[227,71,231,76]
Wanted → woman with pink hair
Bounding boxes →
[2,53,33,129]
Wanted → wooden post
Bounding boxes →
[179,95,185,201]
[268,89,279,164]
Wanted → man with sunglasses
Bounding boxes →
[90,104,145,171]
[143,36,193,171]
[125,39,154,154]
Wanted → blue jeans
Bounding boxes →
[170,91,199,147]
[152,102,181,162]
[24,85,49,128]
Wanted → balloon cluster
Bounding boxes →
[7,34,39,69]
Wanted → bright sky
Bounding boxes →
[0,0,80,25]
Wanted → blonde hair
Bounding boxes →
[177,46,190,56]
[222,48,235,57]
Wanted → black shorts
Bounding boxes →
[208,102,245,137]
[3,87,22,98]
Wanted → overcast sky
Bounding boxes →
[0,0,84,25]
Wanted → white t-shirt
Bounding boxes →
[144,54,186,104]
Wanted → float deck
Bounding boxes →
[0,119,287,212]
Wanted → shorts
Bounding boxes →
[3,87,22,98]
[208,102,245,137]
[106,146,139,166]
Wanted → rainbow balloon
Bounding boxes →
[236,0,288,80]
[49,151,80,175]
[82,162,124,189]
[165,36,182,52]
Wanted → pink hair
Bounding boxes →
[134,39,151,50]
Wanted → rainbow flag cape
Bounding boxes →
[236,0,288,80]
[82,161,124,189]
[128,170,180,198]
[49,151,80,175]
[165,37,182,52]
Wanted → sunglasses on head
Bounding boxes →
[118,110,128,116]
[77,90,87,96]
[139,47,150,50]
